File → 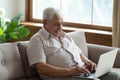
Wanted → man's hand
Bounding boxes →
[80,53,97,72]
[71,66,90,75]
[85,61,97,72]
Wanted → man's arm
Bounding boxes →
[35,62,90,77]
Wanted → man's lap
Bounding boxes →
[65,68,120,80]
[40,68,120,80]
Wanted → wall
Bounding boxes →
[0,0,25,21]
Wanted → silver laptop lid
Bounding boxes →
[94,48,118,79]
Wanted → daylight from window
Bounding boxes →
[33,0,113,27]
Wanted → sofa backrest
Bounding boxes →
[0,43,25,80]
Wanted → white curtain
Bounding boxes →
[112,0,120,47]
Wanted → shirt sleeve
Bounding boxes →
[27,36,46,66]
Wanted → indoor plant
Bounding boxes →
[0,13,30,43]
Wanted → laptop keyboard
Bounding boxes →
[84,73,91,77]
[72,70,96,79]
[84,70,96,77]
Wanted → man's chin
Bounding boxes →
[52,33,58,37]
[53,32,59,37]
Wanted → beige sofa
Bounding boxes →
[0,31,120,80]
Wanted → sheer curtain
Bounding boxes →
[112,0,120,47]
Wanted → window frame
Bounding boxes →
[25,0,112,32]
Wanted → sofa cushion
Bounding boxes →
[67,31,88,57]
[17,41,39,78]
[87,43,120,68]
[0,43,25,80]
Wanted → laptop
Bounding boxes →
[72,48,118,80]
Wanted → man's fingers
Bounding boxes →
[90,62,97,71]
[80,67,90,74]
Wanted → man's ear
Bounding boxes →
[43,20,48,29]
[43,20,48,25]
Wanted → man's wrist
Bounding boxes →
[68,67,78,76]
[85,60,92,65]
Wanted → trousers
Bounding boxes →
[66,68,120,80]
[41,68,120,80]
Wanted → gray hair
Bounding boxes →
[43,7,63,21]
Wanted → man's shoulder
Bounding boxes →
[29,30,43,43]
[31,31,41,39]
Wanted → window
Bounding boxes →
[27,0,113,31]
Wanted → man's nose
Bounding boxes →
[57,25,62,30]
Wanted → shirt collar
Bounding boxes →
[39,27,65,40]
[38,27,50,40]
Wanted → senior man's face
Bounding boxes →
[45,15,63,37]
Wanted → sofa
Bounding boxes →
[0,31,120,80]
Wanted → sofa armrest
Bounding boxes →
[87,43,120,68]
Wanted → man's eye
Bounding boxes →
[53,24,59,26]
[54,24,57,25]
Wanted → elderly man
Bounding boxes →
[27,7,118,80]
